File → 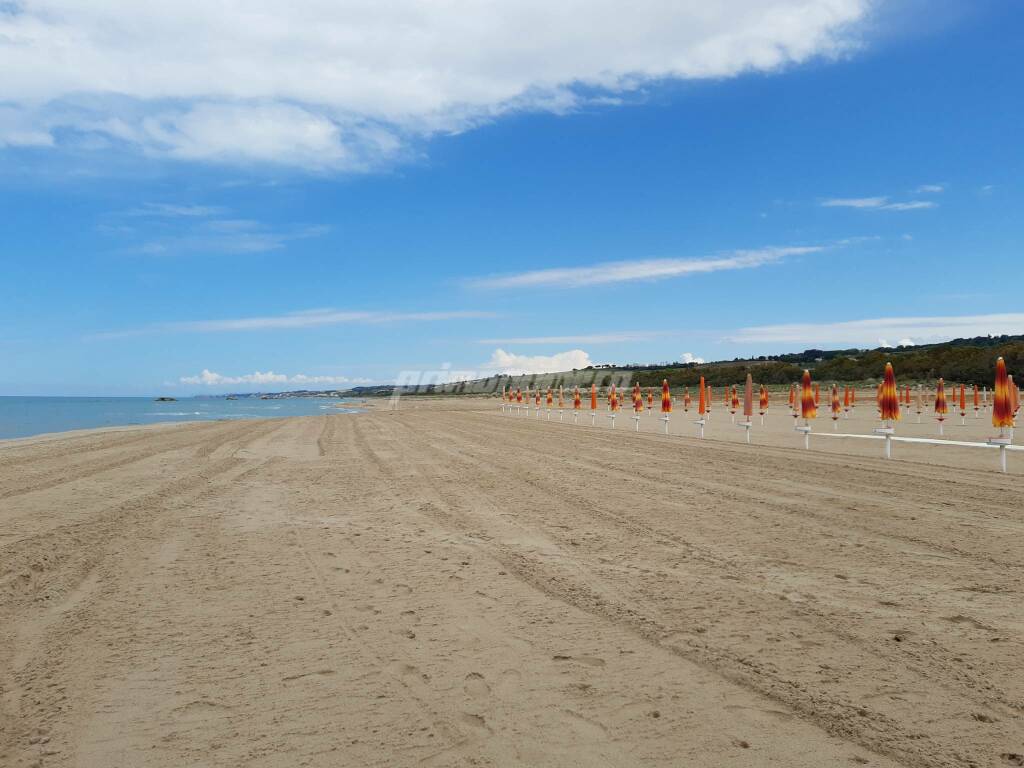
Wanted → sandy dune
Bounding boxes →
[1,403,1022,767]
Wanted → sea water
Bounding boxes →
[0,396,365,440]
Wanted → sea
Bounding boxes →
[0,396,365,440]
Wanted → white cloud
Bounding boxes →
[915,184,944,193]
[821,197,936,211]
[478,331,662,345]
[725,313,1024,347]
[91,308,494,339]
[483,348,593,375]
[180,369,372,387]
[469,246,819,289]
[680,352,705,364]
[0,1,871,169]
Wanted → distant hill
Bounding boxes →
[368,334,1024,396]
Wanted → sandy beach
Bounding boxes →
[2,400,1022,767]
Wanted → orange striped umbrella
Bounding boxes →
[724,386,731,411]
[535,389,541,406]
[743,374,753,418]
[788,383,796,410]
[558,386,564,409]
[590,384,597,411]
[993,358,1013,427]
[609,385,619,412]
[573,386,581,410]
[633,383,643,413]
[661,379,672,413]
[843,385,850,410]
[831,383,841,420]
[801,370,817,420]
[814,382,820,406]
[935,378,948,418]
[647,388,654,410]
[731,385,739,413]
[516,388,522,404]
[698,377,706,415]
[759,384,769,414]
[546,387,553,407]
[973,384,980,412]
[683,386,691,411]
[879,362,900,421]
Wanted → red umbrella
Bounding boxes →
[647,388,654,411]
[801,370,817,420]
[633,383,643,413]
[698,377,706,415]
[993,358,1013,428]
[879,362,900,422]
[661,379,672,413]
[589,384,597,411]
[609,385,619,412]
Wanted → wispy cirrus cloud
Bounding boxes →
[725,312,1024,347]
[179,369,372,387]
[90,308,494,340]
[103,201,328,255]
[478,331,666,345]
[821,196,936,211]
[468,246,820,290]
[914,183,944,193]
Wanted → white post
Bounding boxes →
[633,414,641,432]
[695,418,705,439]
[591,412,596,426]
[559,410,563,423]
[661,415,670,435]
[609,414,616,429]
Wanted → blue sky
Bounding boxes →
[1,0,1022,395]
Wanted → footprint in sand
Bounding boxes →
[464,672,491,699]
[553,654,606,667]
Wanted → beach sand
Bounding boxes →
[1,399,1022,767]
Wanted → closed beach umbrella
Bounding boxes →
[683,386,691,411]
[959,384,966,418]
[759,384,769,415]
[647,388,654,410]
[610,385,619,412]
[843,385,850,412]
[725,386,731,412]
[707,386,713,412]
[851,388,856,408]
[993,358,1013,427]
[935,378,948,434]
[1011,375,1020,416]
[573,386,581,410]
[731,385,739,414]
[801,370,817,420]
[516,388,522,404]
[973,384,980,416]
[879,362,900,422]
[546,387,553,407]
[831,383,841,423]
[788,383,796,410]
[935,379,948,417]
[743,374,753,418]
[814,382,820,407]
[590,384,597,411]
[536,389,541,407]
[698,377,707,415]
[633,383,643,413]
[558,386,564,409]
[661,379,672,413]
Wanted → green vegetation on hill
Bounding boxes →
[626,336,1024,388]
